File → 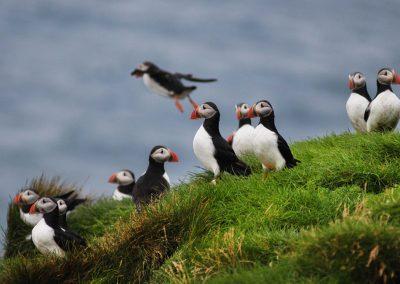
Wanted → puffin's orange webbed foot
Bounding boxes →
[175,100,184,113]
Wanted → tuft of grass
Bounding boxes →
[1,132,400,283]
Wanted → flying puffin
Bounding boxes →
[13,188,75,227]
[346,72,371,133]
[131,61,217,113]
[191,102,252,184]
[132,146,178,212]
[248,100,299,177]
[30,197,86,257]
[108,169,136,201]
[365,68,400,132]
[226,103,255,159]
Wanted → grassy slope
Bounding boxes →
[1,132,400,283]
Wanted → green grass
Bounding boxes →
[1,132,400,283]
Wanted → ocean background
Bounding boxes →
[1,0,400,255]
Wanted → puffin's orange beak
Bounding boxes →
[348,78,355,89]
[108,173,118,184]
[247,107,256,118]
[13,193,21,204]
[236,109,242,120]
[168,149,179,162]
[393,70,400,84]
[190,107,201,119]
[226,133,234,144]
[29,204,37,214]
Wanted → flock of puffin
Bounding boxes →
[12,62,400,258]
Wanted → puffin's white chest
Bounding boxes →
[253,125,286,171]
[143,74,171,98]
[20,208,43,227]
[367,90,400,131]
[232,124,255,158]
[32,219,65,257]
[112,189,132,201]
[346,93,369,133]
[193,125,220,175]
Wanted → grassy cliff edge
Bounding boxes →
[1,132,400,283]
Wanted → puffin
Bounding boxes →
[132,146,178,212]
[365,68,400,132]
[30,197,86,257]
[248,100,299,177]
[226,103,255,159]
[13,188,75,227]
[346,72,371,133]
[131,61,217,113]
[108,169,136,201]
[191,102,252,184]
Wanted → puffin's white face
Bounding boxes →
[137,63,150,72]
[19,189,40,205]
[197,103,217,119]
[108,170,135,186]
[57,199,68,214]
[116,170,135,186]
[32,197,57,214]
[348,72,366,90]
[235,103,251,119]
[151,147,173,163]
[378,68,396,85]
[253,101,273,117]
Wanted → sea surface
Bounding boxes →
[1,0,400,255]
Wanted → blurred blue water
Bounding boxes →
[1,0,400,255]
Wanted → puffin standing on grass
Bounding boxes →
[30,197,86,257]
[346,72,371,133]
[248,100,299,178]
[108,169,136,201]
[191,102,252,184]
[131,61,217,113]
[365,68,400,132]
[132,146,179,212]
[226,103,255,159]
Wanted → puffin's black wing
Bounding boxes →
[277,134,299,168]
[364,103,371,122]
[212,136,251,176]
[55,190,75,200]
[54,228,87,252]
[151,71,187,94]
[174,73,217,83]
[65,197,86,212]
[132,174,169,207]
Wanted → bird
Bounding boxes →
[346,72,371,133]
[132,146,179,212]
[365,68,400,132]
[131,61,217,113]
[30,197,86,257]
[108,169,136,201]
[56,198,87,244]
[248,100,299,178]
[191,102,252,184]
[226,103,255,159]
[13,188,75,227]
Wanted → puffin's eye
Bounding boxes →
[201,105,206,110]
[161,149,164,154]
[243,105,247,109]
[123,172,126,176]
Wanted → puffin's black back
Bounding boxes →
[203,102,251,176]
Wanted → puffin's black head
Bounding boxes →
[13,188,40,205]
[190,101,219,120]
[348,72,366,90]
[248,100,274,118]
[149,145,179,163]
[235,102,251,120]
[377,68,400,85]
[108,169,135,186]
[131,61,159,78]
[29,197,58,214]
